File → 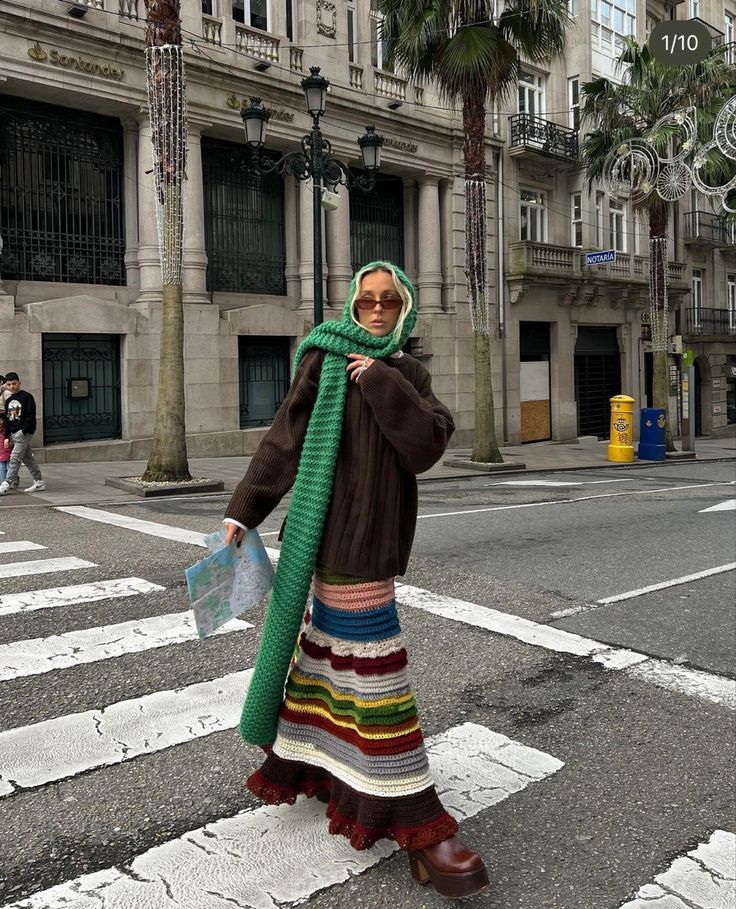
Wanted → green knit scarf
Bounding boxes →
[240,262,417,746]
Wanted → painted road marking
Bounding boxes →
[0,670,253,797]
[484,478,633,487]
[56,506,208,547]
[0,557,96,580]
[56,507,281,561]
[417,480,736,521]
[699,499,736,513]
[0,723,562,909]
[0,542,46,556]
[0,578,165,618]
[550,563,736,618]
[47,513,733,711]
[0,613,253,682]
[396,584,736,711]
[618,829,735,909]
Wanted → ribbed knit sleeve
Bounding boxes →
[357,359,455,474]
[225,349,323,529]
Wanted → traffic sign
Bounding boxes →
[585,249,616,265]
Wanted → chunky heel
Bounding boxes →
[408,837,490,899]
[408,852,431,885]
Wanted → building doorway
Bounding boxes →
[520,321,551,442]
[574,326,622,438]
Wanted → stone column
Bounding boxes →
[402,179,418,288]
[135,111,162,305]
[297,180,326,318]
[326,187,352,308]
[182,122,210,305]
[284,177,301,308]
[417,177,443,313]
[298,180,315,313]
[122,118,140,291]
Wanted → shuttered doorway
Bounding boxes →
[574,327,621,439]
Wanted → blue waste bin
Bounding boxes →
[638,408,666,461]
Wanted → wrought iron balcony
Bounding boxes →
[509,114,578,163]
[684,211,732,246]
[690,17,725,45]
[685,307,736,337]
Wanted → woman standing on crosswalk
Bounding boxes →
[223,261,489,899]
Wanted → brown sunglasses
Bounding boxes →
[355,295,403,311]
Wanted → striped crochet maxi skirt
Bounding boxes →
[246,566,459,852]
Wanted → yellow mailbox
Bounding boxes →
[607,395,635,463]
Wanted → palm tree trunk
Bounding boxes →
[648,207,676,453]
[142,0,191,481]
[463,86,502,463]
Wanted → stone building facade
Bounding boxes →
[0,0,733,462]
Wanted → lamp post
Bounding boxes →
[242,67,384,325]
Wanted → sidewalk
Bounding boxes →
[1,436,734,509]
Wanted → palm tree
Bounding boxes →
[380,0,570,463]
[142,0,191,481]
[580,38,735,451]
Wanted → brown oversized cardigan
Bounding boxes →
[225,349,455,579]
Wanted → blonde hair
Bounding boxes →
[349,263,414,342]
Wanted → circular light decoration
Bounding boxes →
[714,95,736,162]
[656,161,692,201]
[603,139,659,204]
[691,139,736,200]
[646,107,697,165]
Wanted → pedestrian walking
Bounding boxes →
[0,372,45,495]
[223,261,489,899]
[0,414,11,484]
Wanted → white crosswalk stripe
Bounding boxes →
[0,557,96,580]
[0,612,253,682]
[618,830,736,909]
[0,542,46,555]
[0,577,165,618]
[0,670,253,797]
[0,723,563,909]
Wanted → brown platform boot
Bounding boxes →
[408,836,489,899]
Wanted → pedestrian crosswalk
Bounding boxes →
[1,724,562,909]
[0,515,733,909]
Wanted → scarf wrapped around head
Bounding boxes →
[240,262,417,745]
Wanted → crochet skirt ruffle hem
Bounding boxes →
[246,566,458,852]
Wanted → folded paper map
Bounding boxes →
[185,529,274,638]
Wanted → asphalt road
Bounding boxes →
[0,459,734,909]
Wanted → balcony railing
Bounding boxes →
[509,114,578,162]
[349,64,364,91]
[202,14,223,45]
[509,241,687,285]
[374,70,407,103]
[236,24,279,62]
[685,307,736,336]
[690,17,725,44]
[684,211,731,245]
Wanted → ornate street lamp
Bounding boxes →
[241,67,385,325]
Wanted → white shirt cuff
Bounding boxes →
[223,518,248,532]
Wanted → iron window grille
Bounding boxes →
[202,138,286,296]
[0,95,125,286]
[238,336,290,428]
[350,173,404,274]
